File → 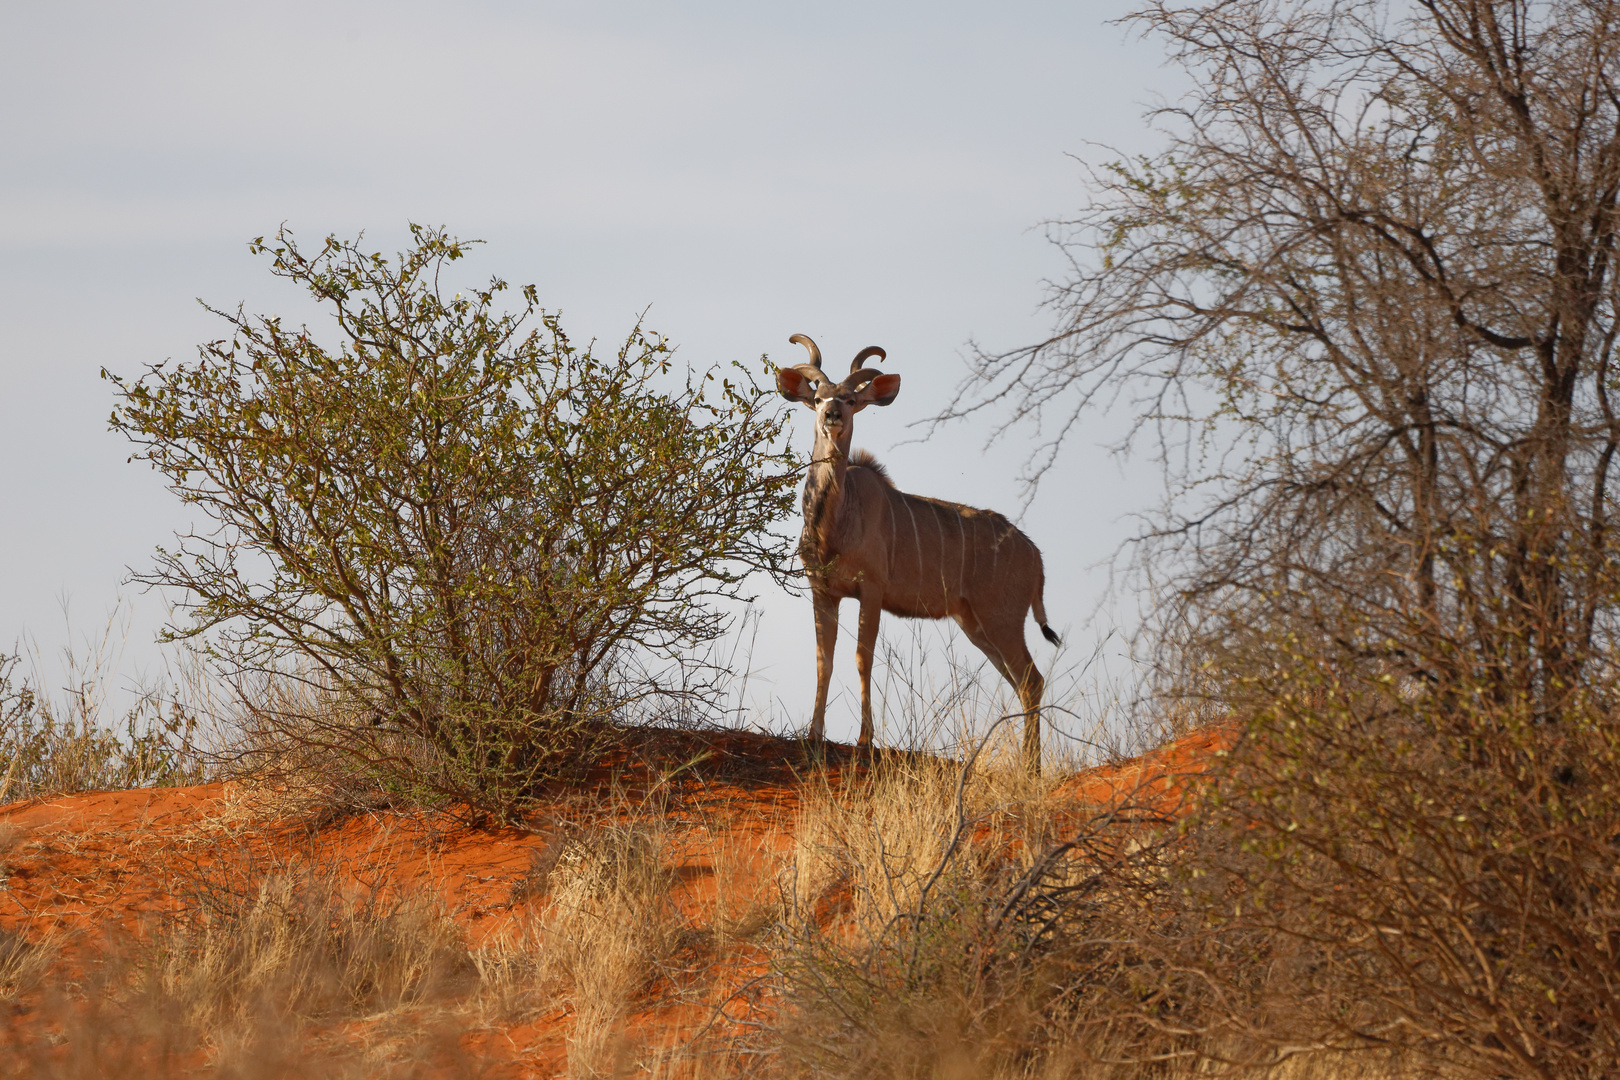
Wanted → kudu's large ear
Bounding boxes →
[776,366,821,406]
[852,372,901,410]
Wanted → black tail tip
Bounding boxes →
[1040,623,1061,646]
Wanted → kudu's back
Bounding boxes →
[844,463,1050,630]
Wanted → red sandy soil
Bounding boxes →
[1056,724,1234,811]
[0,726,1228,1077]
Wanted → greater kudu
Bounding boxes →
[776,334,1061,772]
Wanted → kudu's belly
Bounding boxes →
[879,586,956,621]
[807,562,955,620]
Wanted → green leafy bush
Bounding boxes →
[106,225,797,814]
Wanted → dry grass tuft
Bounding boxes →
[129,864,477,1038]
[474,813,685,1077]
[543,820,679,1079]
[0,926,56,1004]
[0,644,205,804]
[703,834,778,952]
[787,742,1068,939]
[768,747,1079,1079]
[0,844,482,1078]
[788,753,961,933]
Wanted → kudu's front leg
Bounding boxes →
[854,588,884,747]
[808,590,839,742]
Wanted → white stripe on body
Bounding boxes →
[902,495,923,602]
[885,492,897,581]
[957,514,967,597]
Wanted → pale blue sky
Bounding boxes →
[0,1,1177,748]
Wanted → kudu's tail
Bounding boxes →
[1031,583,1061,646]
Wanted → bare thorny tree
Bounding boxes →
[938,2,1620,1076]
[959,0,1620,714]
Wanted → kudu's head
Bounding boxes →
[775,334,901,458]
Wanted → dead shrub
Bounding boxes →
[938,0,1620,1072]
[1158,646,1620,1079]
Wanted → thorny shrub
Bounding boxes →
[1165,632,1620,1079]
[105,224,798,816]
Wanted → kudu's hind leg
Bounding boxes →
[809,591,840,742]
[953,606,1045,775]
[1014,660,1045,776]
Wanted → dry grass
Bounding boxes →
[0,644,206,804]
[703,833,778,951]
[759,733,1448,1080]
[0,925,56,1004]
[0,742,1454,1080]
[861,624,1128,770]
[0,982,473,1080]
[0,732,1479,1080]
[538,821,680,1078]
[786,739,1067,937]
[470,809,687,1077]
[134,866,476,1037]
[766,747,1079,1080]
[0,638,1498,1080]
[0,842,480,1078]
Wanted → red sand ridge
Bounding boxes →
[0,725,1229,1076]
